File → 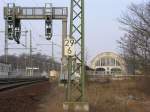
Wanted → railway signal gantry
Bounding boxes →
[4,1,89,111]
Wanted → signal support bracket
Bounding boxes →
[4,3,68,43]
[3,3,68,71]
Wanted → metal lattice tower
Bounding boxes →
[69,0,85,101]
[64,0,89,111]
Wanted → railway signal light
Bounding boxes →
[7,15,14,40]
[7,25,14,40]
[14,19,21,44]
[45,26,52,40]
[7,16,13,23]
[45,16,53,40]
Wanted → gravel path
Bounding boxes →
[0,81,51,112]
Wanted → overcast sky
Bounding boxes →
[0,0,147,61]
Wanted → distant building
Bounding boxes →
[0,63,11,77]
[90,52,127,75]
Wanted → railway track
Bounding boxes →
[0,78,48,92]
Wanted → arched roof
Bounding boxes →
[90,52,127,73]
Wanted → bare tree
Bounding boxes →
[118,2,150,74]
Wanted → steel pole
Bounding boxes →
[30,30,33,76]
[5,21,8,64]
[81,0,85,101]
[61,19,67,84]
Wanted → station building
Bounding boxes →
[0,63,11,76]
[90,52,127,75]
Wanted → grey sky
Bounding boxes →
[0,0,146,61]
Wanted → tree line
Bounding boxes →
[0,53,61,72]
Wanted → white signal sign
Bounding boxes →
[64,38,75,56]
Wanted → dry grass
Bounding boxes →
[136,76,150,95]
[24,79,150,112]
[87,80,149,112]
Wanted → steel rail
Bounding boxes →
[0,79,48,92]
